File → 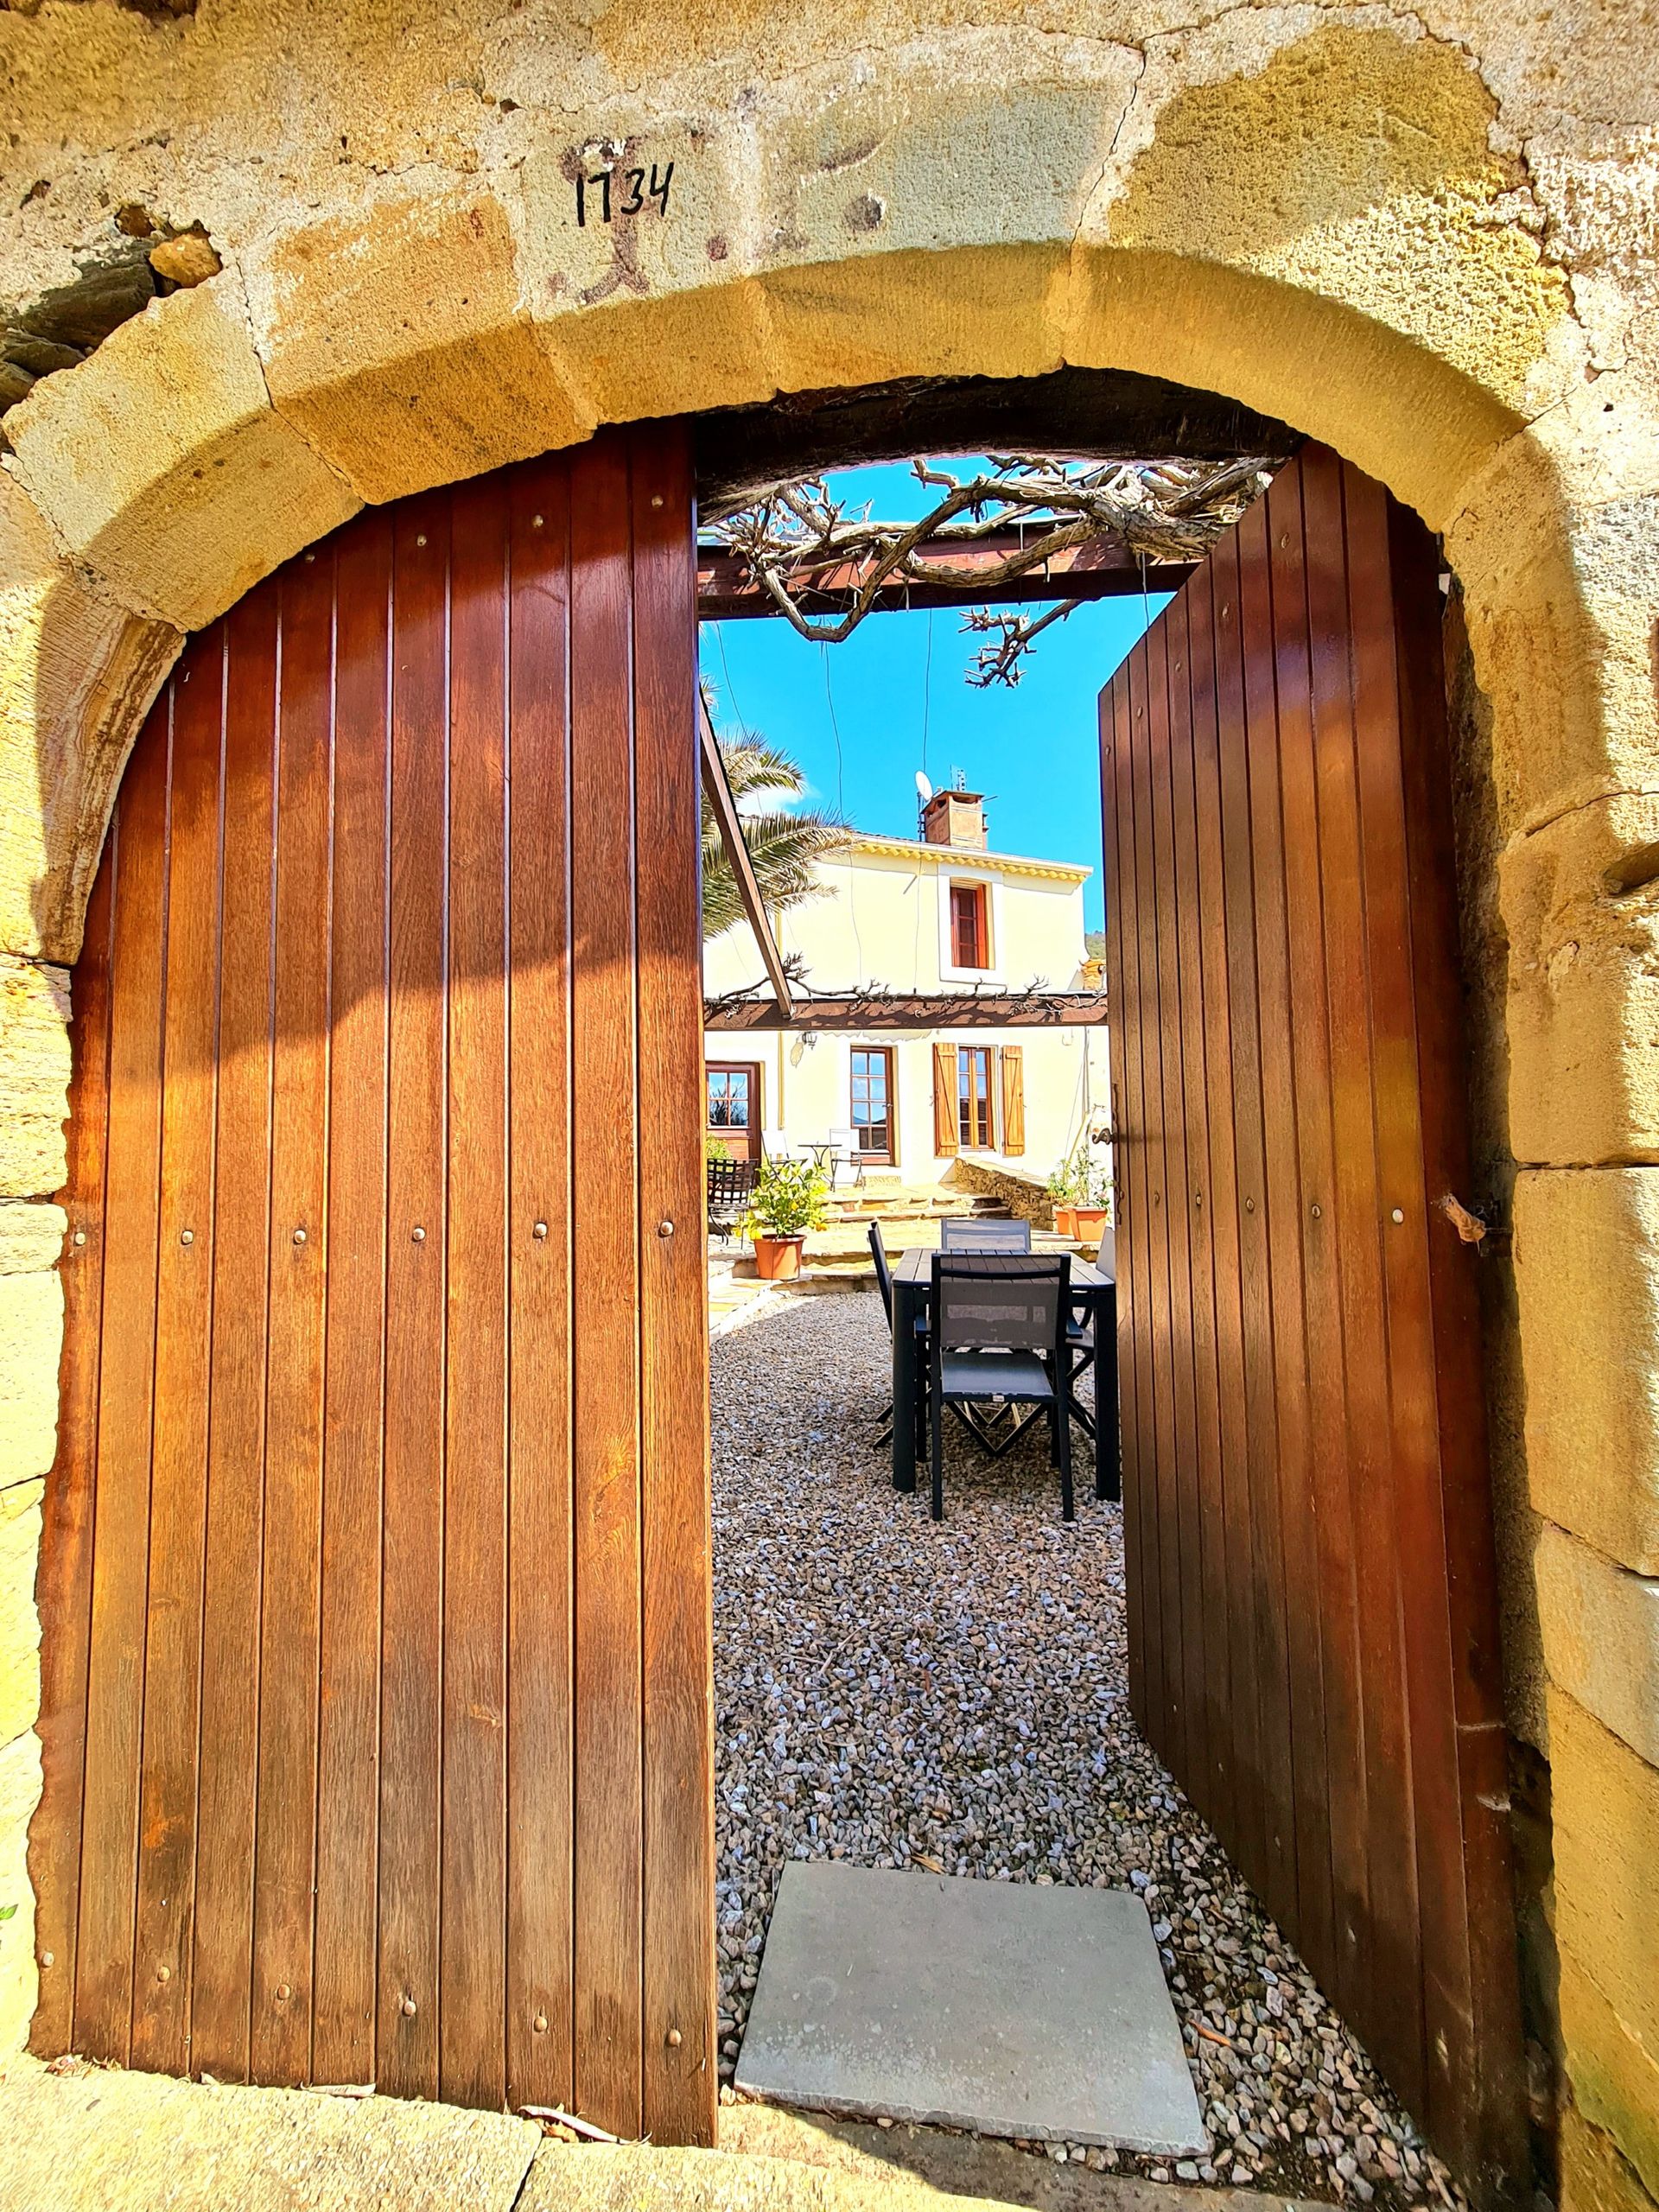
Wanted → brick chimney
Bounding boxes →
[921,787,988,850]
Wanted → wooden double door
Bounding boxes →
[32,426,715,2141]
[1100,445,1525,2197]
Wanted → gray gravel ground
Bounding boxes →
[712,1293,1467,2212]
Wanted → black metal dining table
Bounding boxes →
[888,1245,1119,1502]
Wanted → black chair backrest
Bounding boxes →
[931,1253,1071,1357]
[868,1220,895,1328]
[940,1217,1033,1253]
[707,1156,757,1216]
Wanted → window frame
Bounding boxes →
[957,1043,995,1151]
[949,881,989,971]
[849,1044,896,1165]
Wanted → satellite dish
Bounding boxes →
[915,771,933,804]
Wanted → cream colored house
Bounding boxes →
[702,789,1109,1185]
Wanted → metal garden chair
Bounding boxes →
[926,1252,1074,1523]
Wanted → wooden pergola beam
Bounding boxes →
[704,992,1108,1033]
[697,530,1192,620]
[698,696,794,1020]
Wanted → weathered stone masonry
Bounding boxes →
[0,3,1654,2206]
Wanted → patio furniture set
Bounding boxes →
[869,1216,1119,1522]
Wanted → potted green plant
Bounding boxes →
[1072,1154,1114,1245]
[1046,1160,1082,1239]
[740,1154,829,1281]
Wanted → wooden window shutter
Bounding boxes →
[933,1042,958,1155]
[1001,1045,1026,1155]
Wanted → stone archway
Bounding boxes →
[1,10,1655,2206]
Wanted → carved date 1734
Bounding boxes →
[575,162,675,226]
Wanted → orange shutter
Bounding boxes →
[1001,1045,1026,1155]
[932,1042,958,1155]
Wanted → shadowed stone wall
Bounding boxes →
[0,4,1654,2204]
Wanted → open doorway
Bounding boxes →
[697,438,1489,2209]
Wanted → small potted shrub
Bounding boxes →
[1046,1162,1082,1239]
[1072,1155,1113,1246]
[741,1154,828,1282]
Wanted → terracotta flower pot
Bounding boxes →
[1053,1205,1078,1238]
[753,1233,805,1281]
[1072,1205,1109,1243]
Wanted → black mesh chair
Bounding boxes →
[927,1253,1074,1522]
[1064,1224,1114,1461]
[707,1156,757,1244]
[869,1221,927,1452]
[939,1217,1033,1253]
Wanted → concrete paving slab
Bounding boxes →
[0,2056,543,2212]
[734,1865,1206,2157]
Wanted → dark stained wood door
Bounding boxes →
[30,425,715,2143]
[1100,444,1526,2199]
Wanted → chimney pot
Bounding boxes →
[921,788,988,850]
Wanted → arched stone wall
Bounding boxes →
[0,6,1654,2203]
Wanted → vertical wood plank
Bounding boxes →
[1166,592,1231,1834]
[505,458,576,2116]
[313,514,391,2089]
[73,699,169,2063]
[1147,618,1204,1789]
[569,430,644,2139]
[1125,641,1175,1764]
[1238,486,1336,1985]
[1098,673,1147,1724]
[1211,524,1299,1933]
[131,632,224,2076]
[633,427,715,2146]
[192,588,279,2082]
[1185,563,1258,1880]
[439,478,511,2112]
[251,549,334,2085]
[1302,447,1419,2099]
[30,819,118,2055]
[377,494,450,2102]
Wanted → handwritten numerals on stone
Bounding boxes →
[575,162,675,226]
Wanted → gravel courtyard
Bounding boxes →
[712,1292,1466,2212]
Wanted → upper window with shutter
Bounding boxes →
[949,882,989,970]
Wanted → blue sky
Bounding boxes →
[700,458,1170,931]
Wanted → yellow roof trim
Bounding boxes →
[836,832,1091,884]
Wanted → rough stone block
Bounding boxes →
[0,1727,41,2058]
[0,1268,61,1497]
[1560,1943,1659,2208]
[246,192,592,507]
[1501,791,1659,1168]
[1551,1689,1659,2071]
[1537,1524,1659,1765]
[1448,384,1659,838]
[0,474,179,964]
[1561,2102,1659,2212]
[6,270,360,632]
[1514,1169,1659,1573]
[0,1201,65,1278]
[0,957,69,1200]
[0,1481,42,1751]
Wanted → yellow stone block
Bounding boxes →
[1550,1689,1659,2066]
[5,270,360,633]
[1560,1944,1659,2206]
[1515,1171,1659,1574]
[0,1268,61,1498]
[0,959,70,1202]
[1561,2103,1659,2212]
[0,1727,40,2059]
[0,1483,42,1752]
[246,191,593,506]
[1502,795,1659,1169]
[1536,1524,1659,1766]
[0,474,179,965]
